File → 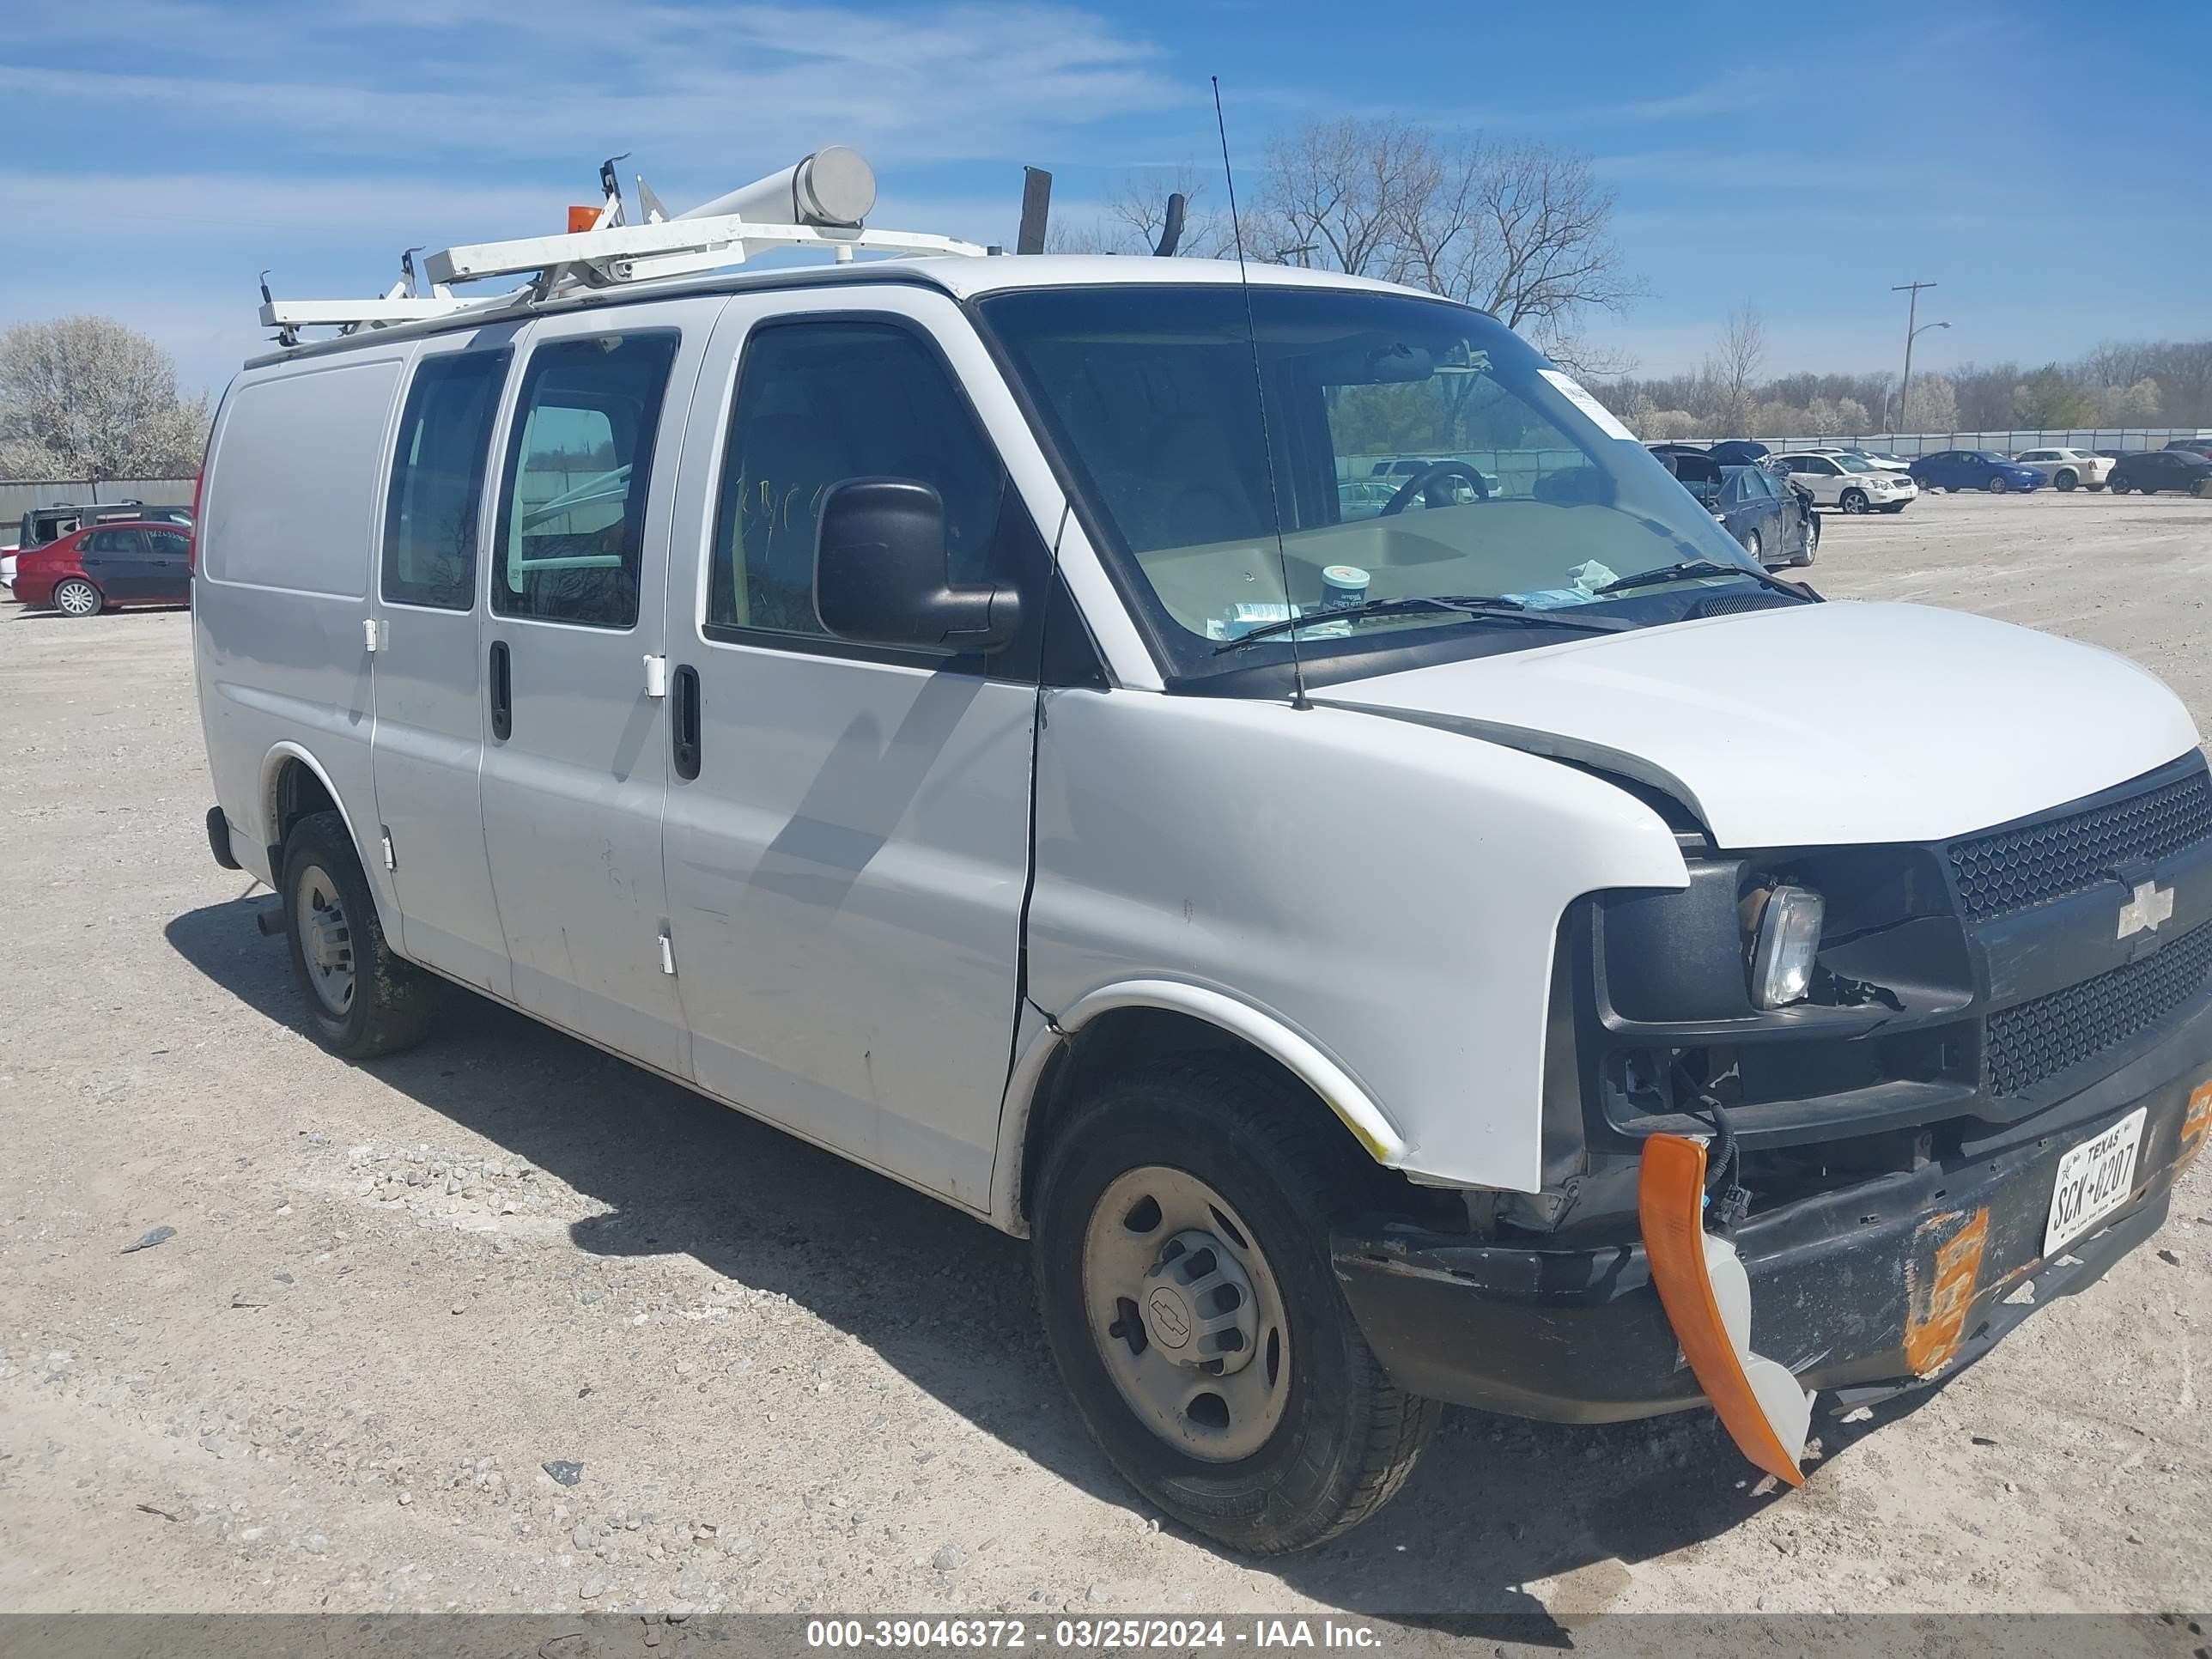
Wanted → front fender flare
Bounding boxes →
[990,978,1407,1234]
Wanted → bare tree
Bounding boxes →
[1252,120,1641,372]
[1703,303,1765,433]
[0,317,210,482]
[1255,118,1433,278]
[1389,137,1644,373]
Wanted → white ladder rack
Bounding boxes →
[258,149,989,341]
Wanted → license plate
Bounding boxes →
[2044,1107,2147,1256]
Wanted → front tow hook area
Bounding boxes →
[1638,1132,1814,1487]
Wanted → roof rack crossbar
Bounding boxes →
[257,147,987,343]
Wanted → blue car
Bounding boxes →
[1908,449,2046,494]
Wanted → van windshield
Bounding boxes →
[979,284,1764,681]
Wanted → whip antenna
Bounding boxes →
[1212,76,1309,711]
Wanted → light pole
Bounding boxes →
[1892,280,1941,432]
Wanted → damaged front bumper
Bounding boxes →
[1333,1007,2211,1425]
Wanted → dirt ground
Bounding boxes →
[1,489,2208,1621]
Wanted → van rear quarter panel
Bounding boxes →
[1024,690,1689,1194]
[196,352,410,902]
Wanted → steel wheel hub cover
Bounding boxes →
[1081,1165,1291,1462]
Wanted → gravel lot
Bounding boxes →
[1,489,2208,1621]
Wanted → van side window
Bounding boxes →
[493,331,679,630]
[382,349,510,610]
[708,321,1007,641]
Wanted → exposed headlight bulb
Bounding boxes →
[1744,884,1824,1009]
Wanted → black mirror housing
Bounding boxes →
[814,478,1022,654]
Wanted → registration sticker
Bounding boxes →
[1539,368,1638,441]
[2183,1079,2212,1154]
[2043,1107,2147,1257]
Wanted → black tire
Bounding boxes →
[2055,470,2078,492]
[277,810,440,1060]
[1986,475,2008,494]
[1742,528,1763,564]
[2109,477,2130,495]
[52,577,103,617]
[1031,1055,1437,1554]
[1839,488,1869,514]
[1797,518,1819,567]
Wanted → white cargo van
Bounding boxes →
[195,200,2212,1552]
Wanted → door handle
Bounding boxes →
[489,640,512,740]
[672,665,701,780]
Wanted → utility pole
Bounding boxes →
[1893,281,1937,432]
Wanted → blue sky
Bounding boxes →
[7,0,2207,395]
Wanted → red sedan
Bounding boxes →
[12,520,193,617]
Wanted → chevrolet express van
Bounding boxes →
[194,253,2212,1553]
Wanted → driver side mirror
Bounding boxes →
[815,478,1022,654]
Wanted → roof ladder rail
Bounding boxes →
[255,146,988,342]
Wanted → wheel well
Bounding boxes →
[268,758,339,881]
[1016,1007,1421,1226]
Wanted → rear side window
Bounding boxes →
[149,532,191,558]
[493,331,679,629]
[708,320,1007,641]
[383,349,510,610]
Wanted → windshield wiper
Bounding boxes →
[1595,559,1809,599]
[1215,593,1626,653]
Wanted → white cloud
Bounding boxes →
[0,2,1188,166]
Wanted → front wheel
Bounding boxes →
[1797,517,1819,566]
[1032,1057,1437,1554]
[2109,478,2130,495]
[52,578,102,617]
[2055,470,2078,491]
[278,810,441,1060]
[1986,475,2008,494]
[1840,489,1869,514]
[1742,528,1764,564]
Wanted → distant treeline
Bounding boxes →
[1595,338,2212,439]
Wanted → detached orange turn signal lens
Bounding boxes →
[1639,1133,1812,1488]
[568,205,600,234]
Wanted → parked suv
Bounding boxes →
[193,255,2212,1553]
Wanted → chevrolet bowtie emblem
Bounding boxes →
[2118,879,2174,939]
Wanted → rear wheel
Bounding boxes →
[1032,1056,1437,1554]
[2055,469,2078,491]
[278,810,440,1059]
[53,578,101,617]
[2109,477,2130,495]
[1840,489,1869,514]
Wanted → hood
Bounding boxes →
[1316,599,2201,848]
